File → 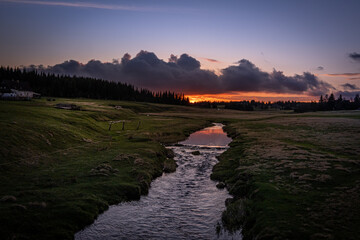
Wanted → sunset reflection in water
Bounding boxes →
[179,123,231,147]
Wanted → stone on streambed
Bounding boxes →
[191,151,201,155]
[173,143,184,147]
[216,182,226,189]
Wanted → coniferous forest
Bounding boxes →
[0,67,190,105]
[2,66,360,112]
[193,94,360,112]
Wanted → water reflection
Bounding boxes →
[75,123,241,240]
[180,123,232,147]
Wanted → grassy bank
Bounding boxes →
[2,99,359,239]
[0,98,209,239]
[212,111,360,239]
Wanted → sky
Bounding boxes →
[0,0,360,102]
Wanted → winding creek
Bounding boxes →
[75,123,242,240]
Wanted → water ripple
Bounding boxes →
[75,123,242,240]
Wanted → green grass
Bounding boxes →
[212,112,360,240]
[0,98,209,239]
[1,99,360,239]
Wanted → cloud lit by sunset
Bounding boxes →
[1,0,360,101]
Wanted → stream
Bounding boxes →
[75,123,242,240]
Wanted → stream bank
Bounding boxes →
[76,123,242,239]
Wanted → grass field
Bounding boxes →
[1,98,359,239]
[211,111,360,239]
[0,98,209,239]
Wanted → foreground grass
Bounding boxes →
[2,99,359,239]
[0,99,209,239]
[211,111,360,239]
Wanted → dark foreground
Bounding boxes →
[1,98,360,239]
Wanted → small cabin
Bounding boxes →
[0,80,41,100]
[11,89,41,100]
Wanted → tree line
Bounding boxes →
[193,93,360,112]
[295,93,360,112]
[0,67,190,105]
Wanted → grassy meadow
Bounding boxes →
[0,98,209,239]
[211,112,360,239]
[1,98,359,239]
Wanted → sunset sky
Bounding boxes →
[1,0,360,102]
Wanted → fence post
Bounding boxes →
[136,121,141,130]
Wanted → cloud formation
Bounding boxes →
[342,83,359,90]
[325,73,360,77]
[220,59,333,96]
[202,58,221,63]
[47,51,219,94]
[41,50,334,96]
[335,91,360,99]
[349,52,360,62]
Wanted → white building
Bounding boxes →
[0,89,41,100]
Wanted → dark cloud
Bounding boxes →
[220,59,333,96]
[317,66,324,71]
[112,59,120,64]
[335,91,360,99]
[342,83,359,90]
[176,54,201,71]
[50,60,82,74]
[43,51,333,96]
[203,58,220,63]
[48,50,219,94]
[121,53,131,65]
[168,54,178,63]
[134,50,161,66]
[349,52,360,61]
[326,73,360,77]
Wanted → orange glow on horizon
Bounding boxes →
[187,92,318,103]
